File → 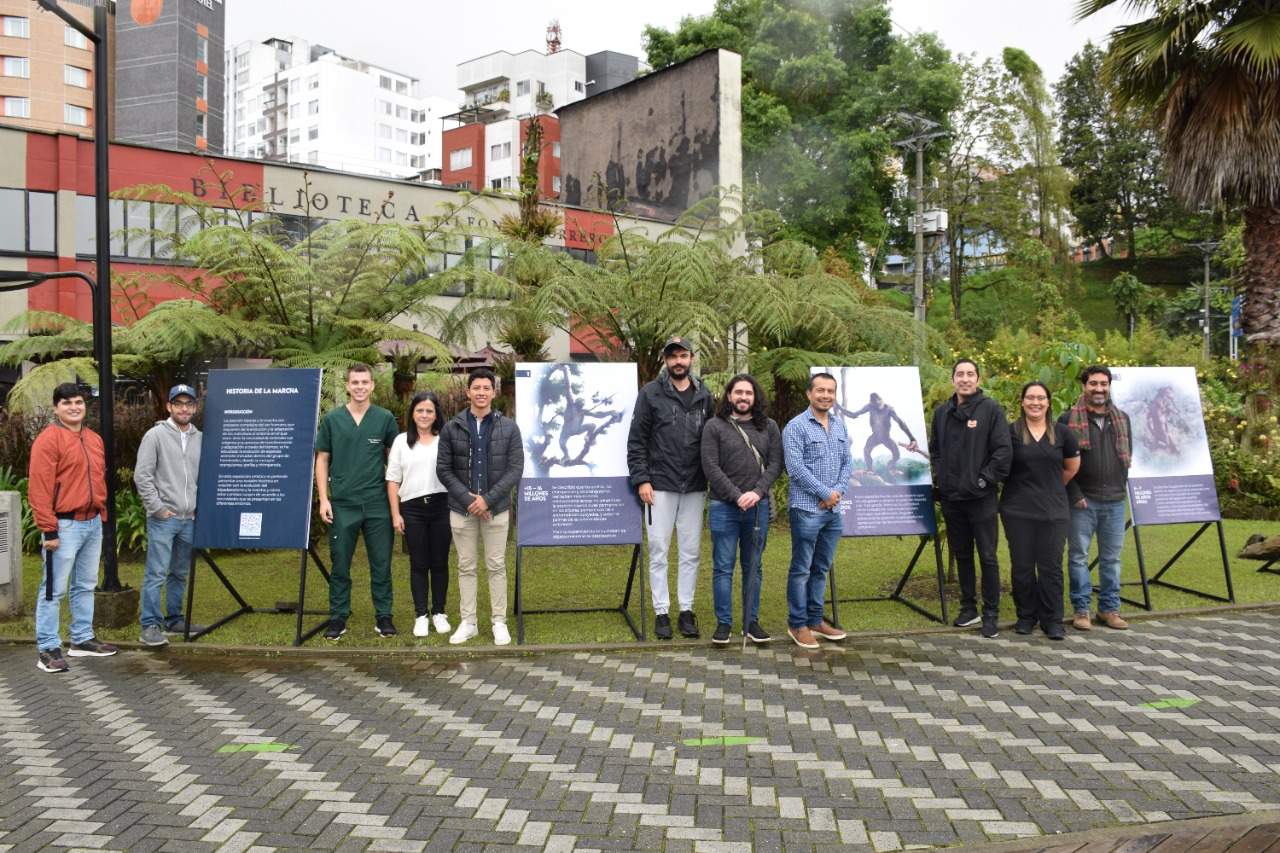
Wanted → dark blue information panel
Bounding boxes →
[194,368,323,550]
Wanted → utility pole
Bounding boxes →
[893,113,946,365]
[1190,240,1219,359]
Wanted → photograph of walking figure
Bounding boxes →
[830,367,933,488]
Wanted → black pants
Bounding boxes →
[401,493,451,617]
[942,498,1001,614]
[1002,513,1066,627]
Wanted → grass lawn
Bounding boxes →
[2,517,1277,649]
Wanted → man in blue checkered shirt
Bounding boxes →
[781,371,852,649]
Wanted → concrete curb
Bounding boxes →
[2,599,1279,663]
[968,807,1280,851]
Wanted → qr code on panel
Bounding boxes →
[239,512,263,538]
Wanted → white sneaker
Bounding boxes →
[432,613,451,634]
[449,621,478,645]
[413,615,430,637]
[492,623,511,646]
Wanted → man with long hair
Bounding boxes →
[701,374,783,644]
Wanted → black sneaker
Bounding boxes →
[952,608,980,628]
[375,616,398,637]
[745,622,772,643]
[1043,622,1066,641]
[711,623,732,645]
[164,618,207,635]
[67,638,118,657]
[1014,618,1035,635]
[324,618,347,641]
[37,648,69,673]
[677,610,700,639]
[654,614,672,640]
[980,614,999,639]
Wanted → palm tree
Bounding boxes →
[1078,0,1280,346]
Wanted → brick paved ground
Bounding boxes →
[3,610,1280,852]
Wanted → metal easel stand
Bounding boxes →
[513,543,646,645]
[826,534,949,628]
[1089,519,1236,611]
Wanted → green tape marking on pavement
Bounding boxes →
[682,736,765,747]
[1141,697,1200,710]
[217,742,294,753]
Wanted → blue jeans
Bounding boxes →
[141,516,195,629]
[787,507,843,629]
[35,517,101,652]
[709,498,769,627]
[1067,498,1127,614]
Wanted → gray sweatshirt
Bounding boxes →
[700,415,783,503]
[134,419,201,519]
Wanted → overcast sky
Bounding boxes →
[225,0,1139,102]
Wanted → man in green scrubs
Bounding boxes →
[315,363,400,640]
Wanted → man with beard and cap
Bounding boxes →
[627,335,715,640]
[1059,365,1133,631]
[930,358,1012,639]
[134,383,204,646]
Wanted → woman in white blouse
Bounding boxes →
[386,391,452,638]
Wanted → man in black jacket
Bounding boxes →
[437,368,524,646]
[627,336,715,639]
[930,359,1012,638]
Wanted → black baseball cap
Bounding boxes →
[662,335,694,355]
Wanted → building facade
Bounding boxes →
[0,0,98,136]
[225,36,456,179]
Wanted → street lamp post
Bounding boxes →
[893,113,947,366]
[1189,240,1220,359]
[29,0,119,589]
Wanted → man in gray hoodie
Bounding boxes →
[134,384,202,646]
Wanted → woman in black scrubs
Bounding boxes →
[1000,382,1081,639]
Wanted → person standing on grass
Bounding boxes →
[930,358,1012,639]
[387,390,452,639]
[437,368,523,646]
[1060,365,1133,631]
[29,382,117,672]
[1000,382,1080,641]
[627,335,715,641]
[701,373,783,645]
[315,363,400,641]
[134,383,205,647]
[782,372,852,650]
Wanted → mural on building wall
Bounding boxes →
[558,50,738,223]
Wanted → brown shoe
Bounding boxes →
[1097,611,1129,630]
[810,621,847,641]
[1072,611,1092,631]
[787,626,820,649]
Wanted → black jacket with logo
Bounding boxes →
[929,389,1013,503]
[626,372,715,494]
[436,409,523,516]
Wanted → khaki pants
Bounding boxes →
[450,510,509,626]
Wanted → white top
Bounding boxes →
[385,432,446,501]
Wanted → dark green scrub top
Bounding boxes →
[315,404,398,510]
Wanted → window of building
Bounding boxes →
[412,109,425,123]
[537,81,546,95]
[377,100,391,115]
[235,52,249,67]
[395,105,407,120]
[0,189,55,254]
[307,75,319,90]
[377,123,392,139]
[195,113,207,139]
[396,80,408,95]
[235,107,244,121]
[307,151,319,164]
[307,99,319,115]
[307,126,318,140]
[410,155,425,169]
[197,74,207,100]
[64,104,89,126]
[574,80,584,93]
[3,97,29,118]
[553,141,561,158]
[0,189,25,252]
[490,141,510,161]
[2,16,29,38]
[2,57,29,78]
[552,175,562,193]
[395,127,407,143]
[64,26,88,49]
[516,80,530,96]
[449,148,472,170]
[377,147,392,163]
[289,132,299,145]
[197,37,208,63]
[379,75,392,90]
[395,151,408,166]
[64,65,89,87]
[289,104,299,120]
[490,178,503,191]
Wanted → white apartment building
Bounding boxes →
[225,37,456,179]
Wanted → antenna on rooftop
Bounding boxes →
[546,19,562,54]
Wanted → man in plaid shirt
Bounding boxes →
[782,372,852,649]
